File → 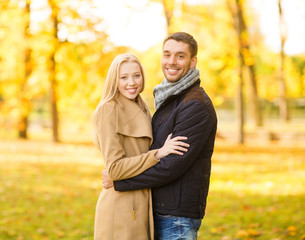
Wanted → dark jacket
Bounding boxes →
[114,80,217,219]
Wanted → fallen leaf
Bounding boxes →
[248,228,262,237]
[237,229,248,237]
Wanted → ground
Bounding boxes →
[0,138,304,240]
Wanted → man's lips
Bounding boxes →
[166,68,180,74]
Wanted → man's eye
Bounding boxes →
[178,55,184,59]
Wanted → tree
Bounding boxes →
[0,0,32,137]
[278,0,289,122]
[230,0,245,143]
[47,0,60,142]
[44,0,118,141]
[162,0,175,34]
[19,0,32,139]
[230,0,262,129]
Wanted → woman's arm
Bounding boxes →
[101,133,190,188]
[97,102,189,181]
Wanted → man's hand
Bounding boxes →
[102,169,114,189]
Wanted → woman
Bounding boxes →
[93,53,189,240]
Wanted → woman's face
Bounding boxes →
[118,61,143,100]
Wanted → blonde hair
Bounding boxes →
[93,53,145,147]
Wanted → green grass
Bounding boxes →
[0,140,102,240]
[202,144,305,240]
[0,139,304,240]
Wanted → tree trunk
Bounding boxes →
[236,0,262,127]
[19,2,31,139]
[236,64,245,144]
[278,0,289,122]
[50,53,59,142]
[230,0,246,144]
[248,64,262,126]
[49,0,59,142]
[162,0,174,34]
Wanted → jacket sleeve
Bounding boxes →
[114,100,216,191]
[96,102,159,181]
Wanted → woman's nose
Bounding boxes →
[127,76,136,85]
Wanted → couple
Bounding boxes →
[93,32,217,240]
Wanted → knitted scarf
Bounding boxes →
[153,68,200,111]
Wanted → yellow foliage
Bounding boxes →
[0,0,305,138]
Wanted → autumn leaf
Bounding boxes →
[248,229,262,237]
[286,226,298,236]
[237,229,248,237]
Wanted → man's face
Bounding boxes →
[161,39,197,82]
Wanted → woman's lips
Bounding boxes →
[126,88,137,94]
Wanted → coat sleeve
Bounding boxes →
[96,102,159,181]
[114,100,216,191]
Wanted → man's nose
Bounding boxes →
[168,55,177,65]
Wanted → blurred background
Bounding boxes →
[0,0,304,239]
[0,0,304,144]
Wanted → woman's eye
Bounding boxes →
[134,74,140,78]
[120,76,127,80]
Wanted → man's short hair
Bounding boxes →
[163,32,198,58]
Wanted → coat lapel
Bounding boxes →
[115,93,153,143]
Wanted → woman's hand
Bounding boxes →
[102,169,114,189]
[154,133,189,160]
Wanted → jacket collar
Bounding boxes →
[114,92,153,143]
[156,79,201,112]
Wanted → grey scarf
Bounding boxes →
[153,68,200,111]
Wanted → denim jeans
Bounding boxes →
[154,213,202,240]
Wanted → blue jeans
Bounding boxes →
[154,213,202,240]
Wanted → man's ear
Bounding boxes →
[191,56,197,68]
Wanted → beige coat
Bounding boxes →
[94,93,159,240]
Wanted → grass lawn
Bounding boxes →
[0,139,304,240]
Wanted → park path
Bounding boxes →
[0,139,103,165]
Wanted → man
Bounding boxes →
[104,32,217,239]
